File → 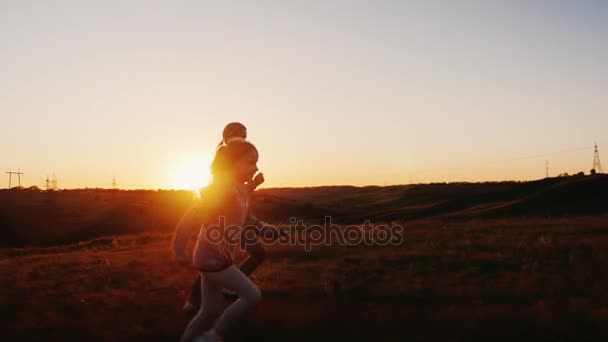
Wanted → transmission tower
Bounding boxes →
[50,173,58,190]
[545,160,549,178]
[592,142,603,174]
[5,169,24,188]
[112,176,117,189]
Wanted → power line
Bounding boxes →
[409,145,591,176]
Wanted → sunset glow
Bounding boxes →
[168,154,212,192]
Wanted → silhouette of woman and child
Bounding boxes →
[172,122,286,342]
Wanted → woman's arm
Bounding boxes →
[192,184,247,270]
[245,209,288,240]
[171,201,204,263]
[245,173,264,194]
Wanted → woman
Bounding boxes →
[173,139,263,342]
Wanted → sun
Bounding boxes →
[169,154,212,192]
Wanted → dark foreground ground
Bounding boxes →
[2,217,608,341]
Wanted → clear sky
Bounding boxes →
[1,0,606,189]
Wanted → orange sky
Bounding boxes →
[1,1,606,190]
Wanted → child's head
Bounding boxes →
[211,139,258,184]
[221,122,247,145]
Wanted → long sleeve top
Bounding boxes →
[172,179,251,272]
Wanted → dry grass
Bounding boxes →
[2,217,608,341]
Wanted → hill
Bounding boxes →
[252,174,608,222]
[0,175,607,248]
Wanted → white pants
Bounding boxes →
[180,265,261,341]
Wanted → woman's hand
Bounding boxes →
[252,172,265,188]
[259,222,289,240]
[174,252,191,267]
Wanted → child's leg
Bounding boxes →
[180,273,223,342]
[204,265,261,338]
[240,238,266,276]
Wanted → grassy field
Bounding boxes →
[3,217,608,341]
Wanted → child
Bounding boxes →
[218,122,265,190]
[219,121,247,146]
[173,139,265,342]
[181,122,267,314]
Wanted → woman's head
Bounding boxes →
[222,122,247,144]
[211,139,258,183]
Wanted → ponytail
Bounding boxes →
[210,140,258,183]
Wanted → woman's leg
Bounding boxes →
[240,238,266,276]
[188,274,202,305]
[180,273,223,342]
[204,265,261,338]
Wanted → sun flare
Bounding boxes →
[169,154,212,192]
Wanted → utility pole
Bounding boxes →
[5,169,24,188]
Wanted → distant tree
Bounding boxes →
[591,169,597,175]
[575,171,584,176]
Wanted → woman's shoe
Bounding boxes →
[221,288,239,301]
[182,300,199,315]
